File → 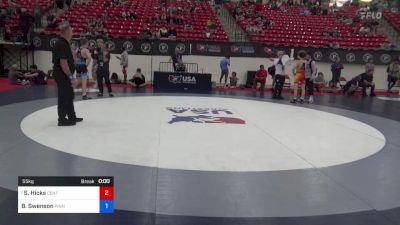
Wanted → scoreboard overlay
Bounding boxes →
[18,176,114,213]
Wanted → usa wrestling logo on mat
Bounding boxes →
[167,107,246,124]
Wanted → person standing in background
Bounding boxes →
[330,58,343,89]
[170,48,182,72]
[272,51,286,100]
[305,53,317,104]
[387,59,400,93]
[116,46,129,83]
[363,58,375,96]
[219,55,230,87]
[95,39,113,97]
[290,51,307,104]
[365,58,375,76]
[74,38,92,100]
[33,3,42,28]
[52,21,83,126]
[90,44,98,89]
[18,8,33,43]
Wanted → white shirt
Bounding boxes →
[274,58,285,75]
[120,50,128,66]
[305,60,317,79]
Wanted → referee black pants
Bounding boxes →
[305,78,314,96]
[53,69,76,122]
[97,70,112,94]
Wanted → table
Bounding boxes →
[154,72,212,92]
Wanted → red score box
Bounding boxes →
[100,186,114,200]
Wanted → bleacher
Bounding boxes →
[1,0,53,34]
[1,0,53,14]
[384,9,400,32]
[0,0,395,48]
[225,2,388,49]
[44,0,229,42]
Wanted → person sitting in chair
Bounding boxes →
[127,68,146,88]
[313,72,325,92]
[253,64,267,92]
[229,72,238,88]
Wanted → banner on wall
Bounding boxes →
[154,72,212,92]
[31,34,399,65]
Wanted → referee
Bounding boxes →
[52,21,83,126]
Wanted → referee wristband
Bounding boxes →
[67,74,73,80]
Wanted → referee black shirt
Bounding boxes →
[95,48,110,73]
[52,36,75,75]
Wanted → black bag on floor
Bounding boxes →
[245,71,256,88]
[273,74,285,97]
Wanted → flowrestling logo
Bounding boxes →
[106,41,115,51]
[167,107,246,124]
[123,41,133,52]
[196,44,221,53]
[168,75,196,84]
[230,45,255,54]
[159,43,169,53]
[32,36,42,47]
[49,38,58,48]
[175,43,186,54]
